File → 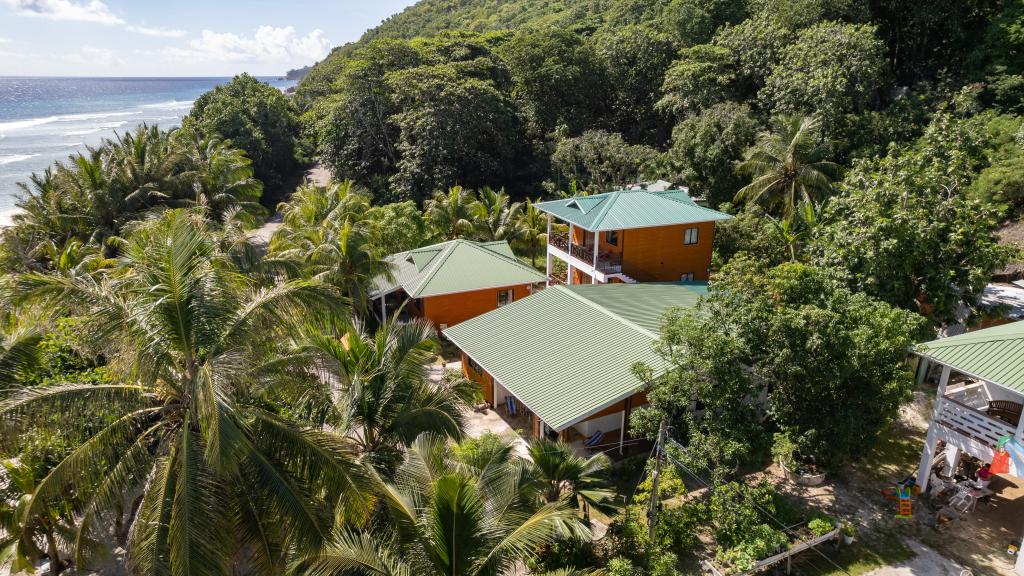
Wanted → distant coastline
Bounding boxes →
[0,76,296,220]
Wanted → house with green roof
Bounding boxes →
[913,320,1024,573]
[536,189,732,285]
[370,239,546,333]
[443,282,706,452]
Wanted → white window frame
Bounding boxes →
[497,288,513,307]
[683,227,699,245]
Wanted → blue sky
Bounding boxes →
[0,0,417,76]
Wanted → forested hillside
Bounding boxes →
[296,0,1024,209]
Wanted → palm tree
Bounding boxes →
[425,186,480,241]
[270,181,392,316]
[527,438,615,520]
[105,124,180,213]
[303,434,591,576]
[769,201,822,262]
[173,129,264,223]
[0,326,41,389]
[0,209,374,575]
[515,198,549,268]
[735,115,841,217]
[289,318,475,472]
[0,459,77,575]
[473,187,523,242]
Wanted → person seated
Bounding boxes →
[975,463,992,489]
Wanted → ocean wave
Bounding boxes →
[141,100,195,111]
[64,128,102,136]
[0,116,60,132]
[98,121,127,129]
[0,154,39,166]
[0,110,141,133]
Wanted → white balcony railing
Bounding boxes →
[936,396,1018,449]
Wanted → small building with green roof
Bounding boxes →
[443,282,705,452]
[912,320,1024,574]
[536,189,732,285]
[370,239,546,333]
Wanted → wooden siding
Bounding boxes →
[578,390,648,424]
[619,222,715,282]
[461,351,494,405]
[421,283,534,332]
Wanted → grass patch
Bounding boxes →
[813,528,917,575]
[858,422,925,483]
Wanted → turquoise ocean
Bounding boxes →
[0,76,295,223]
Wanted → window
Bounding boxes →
[604,230,618,246]
[467,357,483,375]
[680,272,694,281]
[683,227,699,245]
[497,289,513,307]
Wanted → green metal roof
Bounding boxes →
[442,283,705,431]
[915,321,1024,394]
[371,239,546,299]
[536,189,733,231]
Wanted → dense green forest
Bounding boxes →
[0,0,1023,574]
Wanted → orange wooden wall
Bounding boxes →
[421,283,534,331]
[619,222,715,281]
[461,351,494,405]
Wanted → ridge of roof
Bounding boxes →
[555,284,658,339]
[917,321,1024,350]
[401,238,545,298]
[405,240,461,297]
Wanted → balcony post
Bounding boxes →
[567,223,575,285]
[915,365,952,494]
[591,230,599,284]
[545,215,553,286]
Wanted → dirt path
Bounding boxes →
[861,539,966,575]
[306,164,332,187]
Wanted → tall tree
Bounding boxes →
[735,115,841,217]
[188,73,300,191]
[514,198,549,268]
[270,181,391,316]
[0,210,373,575]
[303,434,590,576]
[290,319,475,472]
[473,187,523,242]
[424,186,481,241]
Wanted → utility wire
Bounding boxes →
[664,437,854,576]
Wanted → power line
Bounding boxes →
[664,437,854,576]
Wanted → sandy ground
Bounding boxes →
[862,539,967,576]
[306,164,332,187]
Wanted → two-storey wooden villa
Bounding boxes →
[914,321,1024,574]
[536,189,733,285]
[370,239,546,333]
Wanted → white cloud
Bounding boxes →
[1,0,123,25]
[0,37,10,44]
[162,25,330,64]
[126,24,187,38]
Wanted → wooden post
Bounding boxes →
[591,231,599,284]
[916,365,951,494]
[567,224,575,285]
[546,214,553,286]
[648,420,667,540]
[380,295,386,322]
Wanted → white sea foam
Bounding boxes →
[64,128,102,136]
[98,121,127,129]
[0,110,140,134]
[0,207,24,228]
[0,154,38,166]
[0,116,60,132]
[141,100,195,111]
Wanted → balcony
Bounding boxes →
[934,382,1022,462]
[548,232,623,272]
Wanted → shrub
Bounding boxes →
[808,516,836,537]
